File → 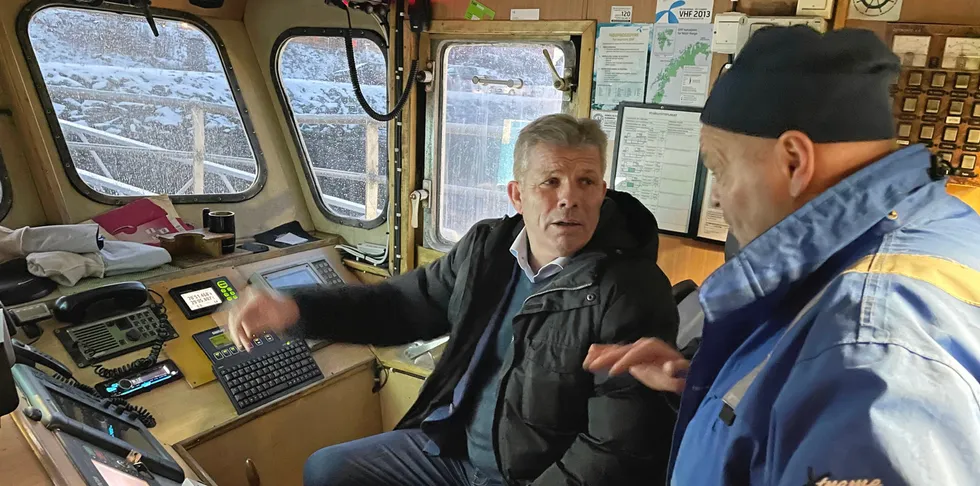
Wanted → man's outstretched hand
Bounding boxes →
[583,337,690,394]
[221,288,301,352]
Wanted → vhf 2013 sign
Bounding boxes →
[656,0,713,24]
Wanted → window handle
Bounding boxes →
[472,76,524,89]
[543,49,573,92]
[410,189,430,229]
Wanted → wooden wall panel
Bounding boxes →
[658,235,725,285]
[585,0,659,23]
[433,0,588,20]
[155,0,247,21]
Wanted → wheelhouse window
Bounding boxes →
[23,5,263,202]
[274,32,388,227]
[431,42,570,247]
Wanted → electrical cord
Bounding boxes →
[344,6,419,122]
[92,290,168,381]
[52,373,157,429]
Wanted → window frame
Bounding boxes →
[270,27,390,230]
[423,38,577,252]
[0,145,12,221]
[16,0,269,205]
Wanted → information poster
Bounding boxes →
[696,173,729,241]
[593,24,653,107]
[613,104,702,234]
[646,24,713,107]
[591,109,619,183]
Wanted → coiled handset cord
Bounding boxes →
[52,373,156,428]
[92,290,167,381]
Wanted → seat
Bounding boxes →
[673,232,740,356]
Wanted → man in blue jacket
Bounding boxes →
[586,26,980,485]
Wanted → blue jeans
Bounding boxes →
[303,429,503,486]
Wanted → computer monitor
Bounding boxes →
[1,309,19,416]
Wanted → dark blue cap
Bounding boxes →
[701,26,901,142]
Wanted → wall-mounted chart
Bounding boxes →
[612,103,703,235]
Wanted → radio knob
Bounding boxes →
[125,329,142,342]
[119,379,133,390]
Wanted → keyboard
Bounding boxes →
[213,338,324,414]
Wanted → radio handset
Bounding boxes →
[12,338,73,379]
[53,281,150,325]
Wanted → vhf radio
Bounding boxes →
[52,282,177,378]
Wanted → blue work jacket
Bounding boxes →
[669,145,980,485]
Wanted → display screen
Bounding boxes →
[180,287,223,311]
[209,333,232,348]
[264,266,321,290]
[49,390,155,453]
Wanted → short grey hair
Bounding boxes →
[513,114,607,182]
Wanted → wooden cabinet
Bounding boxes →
[379,370,425,432]
[175,365,382,486]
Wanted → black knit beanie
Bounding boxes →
[701,26,901,142]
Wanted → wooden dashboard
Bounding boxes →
[0,239,439,486]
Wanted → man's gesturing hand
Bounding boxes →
[222,288,301,352]
[583,338,690,394]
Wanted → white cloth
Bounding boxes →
[509,228,569,283]
[26,251,104,286]
[101,241,171,276]
[0,224,102,263]
[25,241,171,286]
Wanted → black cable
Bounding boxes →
[344,6,419,122]
[106,398,157,428]
[92,290,168,380]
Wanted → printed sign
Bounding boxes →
[611,6,633,23]
[656,0,714,24]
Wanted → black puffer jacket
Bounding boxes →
[292,189,679,485]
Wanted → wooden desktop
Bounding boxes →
[0,241,441,486]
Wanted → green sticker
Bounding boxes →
[627,182,634,188]
[466,0,495,20]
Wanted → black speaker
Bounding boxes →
[189,0,224,7]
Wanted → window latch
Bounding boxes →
[543,49,574,92]
[410,189,430,229]
[472,76,524,90]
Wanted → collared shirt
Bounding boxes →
[669,145,980,485]
[509,227,569,283]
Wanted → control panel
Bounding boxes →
[249,257,345,293]
[193,327,323,414]
[169,276,239,320]
[54,306,177,368]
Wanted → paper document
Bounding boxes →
[591,109,619,183]
[696,173,730,242]
[613,105,702,234]
[646,24,713,107]
[274,232,308,246]
[593,24,653,107]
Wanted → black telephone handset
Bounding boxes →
[53,281,149,325]
[12,339,73,379]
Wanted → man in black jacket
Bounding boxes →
[225,114,679,485]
